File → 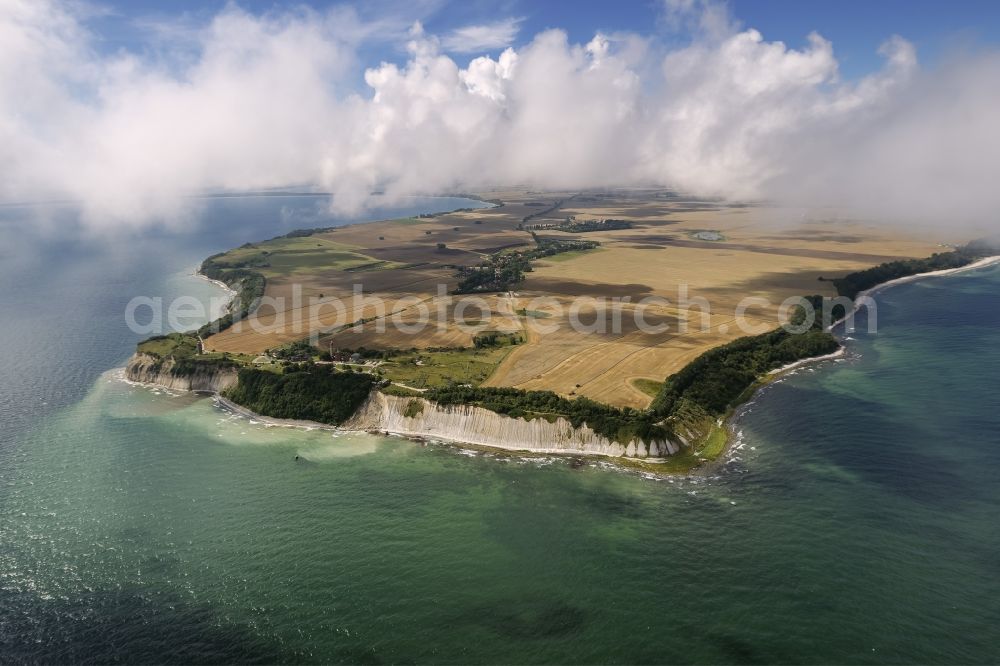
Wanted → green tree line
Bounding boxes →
[830,247,988,300]
[197,254,267,336]
[649,328,839,417]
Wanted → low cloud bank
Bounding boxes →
[2,0,999,230]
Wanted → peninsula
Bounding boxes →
[125,189,992,470]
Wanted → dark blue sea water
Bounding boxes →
[2,196,999,663]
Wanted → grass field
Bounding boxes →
[632,378,664,398]
[376,347,513,389]
[201,188,951,407]
[138,333,199,358]
[216,237,401,279]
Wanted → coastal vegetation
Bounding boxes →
[648,299,838,436]
[649,327,839,418]
[402,399,424,418]
[136,333,245,376]
[137,332,200,359]
[224,366,375,425]
[829,246,990,299]
[164,356,242,377]
[198,253,266,335]
[423,385,666,445]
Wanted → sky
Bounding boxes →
[85,0,1000,78]
[3,0,1000,230]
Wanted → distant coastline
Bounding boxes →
[828,254,1000,331]
[719,253,1000,469]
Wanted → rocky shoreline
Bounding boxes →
[125,352,238,393]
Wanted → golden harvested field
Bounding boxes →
[204,189,951,407]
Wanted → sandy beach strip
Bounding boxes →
[213,394,341,432]
[767,347,846,377]
[195,271,239,299]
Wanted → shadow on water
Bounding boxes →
[0,587,287,664]
[707,632,795,666]
[580,488,649,520]
[759,384,977,506]
[458,597,588,641]
[0,586,396,665]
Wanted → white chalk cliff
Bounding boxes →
[123,354,681,459]
[343,392,681,459]
[125,353,238,393]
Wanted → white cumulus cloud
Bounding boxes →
[2,0,1000,233]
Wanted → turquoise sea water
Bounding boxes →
[2,198,1000,663]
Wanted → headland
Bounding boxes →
[124,189,998,471]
